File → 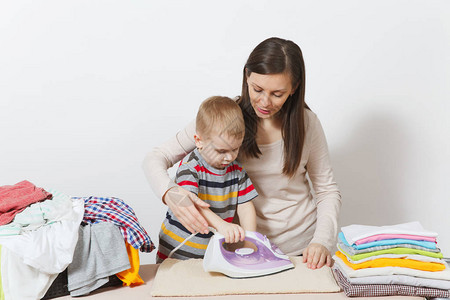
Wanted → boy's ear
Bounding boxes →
[194,134,203,150]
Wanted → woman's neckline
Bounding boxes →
[256,118,283,146]
[258,138,282,148]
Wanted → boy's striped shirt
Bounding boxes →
[157,148,258,262]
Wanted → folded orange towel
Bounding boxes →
[336,251,445,272]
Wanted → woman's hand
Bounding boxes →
[163,186,210,234]
[302,243,333,269]
[216,222,245,244]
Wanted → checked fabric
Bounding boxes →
[333,267,450,298]
[75,196,155,252]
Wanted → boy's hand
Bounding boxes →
[216,222,245,243]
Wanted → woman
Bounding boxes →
[143,37,341,269]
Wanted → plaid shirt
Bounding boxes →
[333,267,450,298]
[75,196,155,252]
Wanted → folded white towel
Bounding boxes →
[333,255,450,281]
[333,261,450,290]
[341,221,438,245]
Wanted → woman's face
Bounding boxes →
[246,72,295,119]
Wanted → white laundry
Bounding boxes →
[1,246,58,300]
[333,255,450,281]
[0,223,21,236]
[0,196,84,274]
[341,221,438,245]
[10,188,74,232]
[333,259,450,290]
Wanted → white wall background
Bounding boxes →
[1,0,449,264]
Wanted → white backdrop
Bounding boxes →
[1,0,449,264]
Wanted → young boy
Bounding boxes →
[156,96,258,262]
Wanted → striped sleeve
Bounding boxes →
[237,171,258,204]
[175,163,199,195]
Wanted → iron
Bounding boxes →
[203,230,294,278]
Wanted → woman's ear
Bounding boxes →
[245,67,251,79]
[291,82,300,95]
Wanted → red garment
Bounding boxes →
[0,180,52,225]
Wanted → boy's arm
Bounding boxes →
[198,206,245,243]
[236,201,257,232]
[236,169,258,232]
[197,206,227,230]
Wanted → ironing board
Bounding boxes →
[52,264,426,300]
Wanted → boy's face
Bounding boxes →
[194,132,243,170]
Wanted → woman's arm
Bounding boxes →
[142,119,210,234]
[306,112,342,250]
[303,112,342,269]
[142,119,196,200]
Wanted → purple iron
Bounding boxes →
[203,231,294,278]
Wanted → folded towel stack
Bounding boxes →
[333,221,450,298]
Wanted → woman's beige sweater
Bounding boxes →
[143,109,341,255]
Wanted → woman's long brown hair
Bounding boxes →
[237,37,309,177]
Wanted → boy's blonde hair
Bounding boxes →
[196,96,245,139]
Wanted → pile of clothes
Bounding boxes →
[0,180,155,299]
[333,221,450,298]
